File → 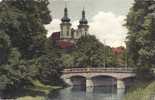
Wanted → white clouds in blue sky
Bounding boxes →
[45,11,127,47]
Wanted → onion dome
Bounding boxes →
[61,7,71,22]
[79,9,88,24]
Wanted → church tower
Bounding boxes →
[77,9,89,39]
[51,7,90,49]
[60,7,72,39]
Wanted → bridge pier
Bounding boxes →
[64,78,72,86]
[117,79,125,89]
[86,78,94,87]
[117,88,125,98]
[86,87,94,92]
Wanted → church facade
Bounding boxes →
[50,7,89,49]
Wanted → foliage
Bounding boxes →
[61,54,75,68]
[74,35,105,67]
[126,0,155,79]
[0,31,22,90]
[0,0,62,92]
[17,96,45,100]
[125,81,155,100]
[37,55,63,85]
[56,35,118,68]
[29,80,61,95]
[75,35,120,67]
[0,0,51,59]
[0,30,37,90]
[37,38,64,85]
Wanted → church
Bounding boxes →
[50,7,89,49]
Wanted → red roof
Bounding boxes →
[50,31,75,49]
[58,40,74,49]
[52,32,60,40]
[112,47,125,55]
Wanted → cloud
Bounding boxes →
[45,11,127,47]
[45,19,61,37]
[89,11,127,47]
[45,19,79,37]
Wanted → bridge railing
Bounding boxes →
[63,67,135,74]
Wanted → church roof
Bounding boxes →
[58,40,74,49]
[51,32,60,40]
[61,7,71,22]
[79,9,88,24]
[50,32,75,49]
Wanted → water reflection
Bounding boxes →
[49,86,125,100]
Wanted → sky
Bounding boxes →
[46,0,134,47]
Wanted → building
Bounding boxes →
[50,7,89,49]
[112,47,125,55]
[112,47,126,66]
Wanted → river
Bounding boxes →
[48,86,126,100]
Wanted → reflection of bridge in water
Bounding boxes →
[61,67,136,89]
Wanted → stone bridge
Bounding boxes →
[61,67,136,89]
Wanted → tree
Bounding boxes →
[61,54,75,68]
[38,38,64,85]
[126,0,155,80]
[0,31,39,90]
[48,35,118,68]
[0,0,51,59]
[0,32,10,65]
[106,47,118,67]
[0,0,57,91]
[38,55,63,85]
[0,32,13,90]
[73,35,107,67]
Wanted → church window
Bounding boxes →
[66,26,70,36]
[76,32,78,37]
[67,31,69,36]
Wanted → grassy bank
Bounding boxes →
[18,96,45,100]
[124,81,155,100]
[17,80,62,100]
[30,80,62,95]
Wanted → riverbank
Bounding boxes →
[29,80,62,95]
[16,80,63,100]
[124,81,155,100]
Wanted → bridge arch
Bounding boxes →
[70,75,86,86]
[122,76,135,87]
[121,76,135,80]
[91,75,117,87]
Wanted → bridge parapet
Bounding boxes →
[62,67,136,89]
[63,67,135,74]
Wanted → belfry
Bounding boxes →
[60,7,72,39]
[78,9,89,36]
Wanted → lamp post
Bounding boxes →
[124,39,128,68]
[103,39,106,68]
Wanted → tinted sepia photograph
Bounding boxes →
[0,0,155,100]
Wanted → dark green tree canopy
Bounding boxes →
[126,0,155,80]
[57,35,116,68]
[0,0,52,59]
[0,0,58,91]
[75,35,105,67]
[126,0,155,67]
